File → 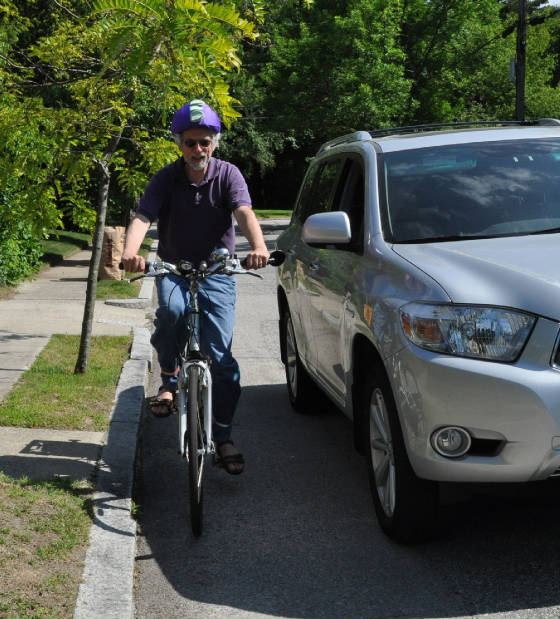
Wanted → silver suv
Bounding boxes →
[275,120,560,542]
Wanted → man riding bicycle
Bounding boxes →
[122,99,270,475]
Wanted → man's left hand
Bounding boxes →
[245,247,270,270]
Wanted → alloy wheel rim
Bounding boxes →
[369,388,396,517]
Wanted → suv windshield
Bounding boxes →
[383,138,560,243]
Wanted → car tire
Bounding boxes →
[363,366,439,543]
[281,309,323,413]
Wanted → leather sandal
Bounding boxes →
[149,386,176,418]
[216,440,245,475]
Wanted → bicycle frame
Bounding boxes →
[176,277,213,458]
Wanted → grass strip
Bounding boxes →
[40,231,92,267]
[254,209,291,219]
[96,276,142,299]
[0,472,93,619]
[0,334,131,431]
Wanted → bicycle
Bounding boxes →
[126,248,283,536]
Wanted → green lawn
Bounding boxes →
[0,334,132,431]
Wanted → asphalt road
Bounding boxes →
[134,224,560,619]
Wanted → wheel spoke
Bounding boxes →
[386,464,396,514]
[374,452,390,487]
[372,393,390,443]
[286,318,298,392]
[370,438,388,457]
[196,421,204,496]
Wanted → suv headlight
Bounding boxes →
[400,303,535,362]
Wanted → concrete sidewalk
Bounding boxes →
[0,242,157,619]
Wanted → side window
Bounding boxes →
[332,159,365,253]
[309,159,343,219]
[293,158,344,223]
[293,164,319,224]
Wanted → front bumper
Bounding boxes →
[391,317,560,483]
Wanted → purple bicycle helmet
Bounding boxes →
[171,99,221,134]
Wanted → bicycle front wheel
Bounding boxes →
[186,364,205,537]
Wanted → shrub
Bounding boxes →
[0,222,44,287]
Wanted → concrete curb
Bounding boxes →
[73,329,152,619]
[74,245,157,619]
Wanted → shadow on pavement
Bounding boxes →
[0,442,101,481]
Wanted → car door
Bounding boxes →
[305,157,366,403]
[289,158,346,373]
[279,160,333,370]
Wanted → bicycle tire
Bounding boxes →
[186,364,205,537]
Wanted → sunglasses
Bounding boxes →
[183,138,212,148]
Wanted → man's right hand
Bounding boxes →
[121,214,151,273]
[121,254,146,273]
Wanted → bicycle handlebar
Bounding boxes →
[121,250,285,283]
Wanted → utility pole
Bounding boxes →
[515,0,527,121]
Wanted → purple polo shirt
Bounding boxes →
[137,157,252,264]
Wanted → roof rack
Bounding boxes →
[316,119,560,153]
[367,118,560,138]
[317,131,372,153]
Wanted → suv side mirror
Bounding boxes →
[302,211,351,245]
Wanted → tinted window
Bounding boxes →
[334,159,365,253]
[310,159,344,217]
[383,139,560,242]
[294,158,344,223]
[292,164,319,224]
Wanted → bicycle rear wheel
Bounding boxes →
[186,364,205,537]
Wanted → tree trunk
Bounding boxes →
[74,132,122,374]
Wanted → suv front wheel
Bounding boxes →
[364,367,439,543]
[281,309,323,413]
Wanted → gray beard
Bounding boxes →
[185,155,208,171]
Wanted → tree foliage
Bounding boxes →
[3,0,560,247]
[0,0,261,368]
[220,0,560,210]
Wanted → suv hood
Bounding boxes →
[392,234,560,320]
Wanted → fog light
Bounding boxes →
[431,426,471,458]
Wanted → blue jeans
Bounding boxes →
[151,273,241,444]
